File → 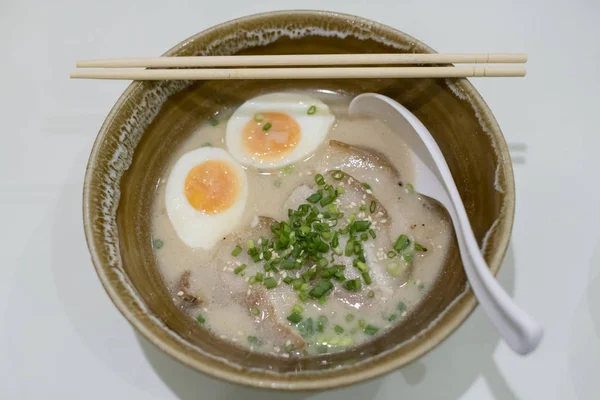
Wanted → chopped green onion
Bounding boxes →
[331,170,344,180]
[369,200,376,213]
[314,174,325,186]
[362,182,372,190]
[283,276,294,284]
[264,277,277,289]
[317,316,327,332]
[152,238,164,249]
[248,276,257,285]
[406,183,414,192]
[387,314,398,322]
[352,220,371,232]
[292,304,304,314]
[360,232,369,241]
[309,280,333,298]
[362,271,372,285]
[334,325,345,334]
[364,324,379,336]
[318,296,327,305]
[196,314,206,324]
[336,186,345,195]
[343,279,362,292]
[263,122,272,131]
[367,290,375,298]
[320,196,335,207]
[255,272,264,282]
[209,118,219,126]
[292,279,304,290]
[287,311,303,324]
[345,314,355,322]
[356,261,368,272]
[231,245,242,257]
[307,105,317,115]
[344,239,355,256]
[387,251,397,258]
[397,301,407,313]
[247,335,262,345]
[247,239,255,249]
[306,191,323,203]
[347,212,357,223]
[234,264,247,274]
[358,319,366,329]
[393,235,410,252]
[249,306,261,316]
[415,243,428,252]
[368,229,376,239]
[254,113,264,122]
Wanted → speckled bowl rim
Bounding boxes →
[83,10,514,391]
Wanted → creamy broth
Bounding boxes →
[151,91,452,356]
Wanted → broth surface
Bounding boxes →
[151,91,452,356]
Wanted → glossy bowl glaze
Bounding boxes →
[83,10,514,391]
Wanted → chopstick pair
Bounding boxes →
[70,53,527,80]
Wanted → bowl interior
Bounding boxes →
[84,11,514,390]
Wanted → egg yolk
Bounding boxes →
[242,112,300,160]
[184,160,239,214]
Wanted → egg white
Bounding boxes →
[225,92,335,169]
[165,147,248,249]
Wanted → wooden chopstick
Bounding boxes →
[76,53,527,68]
[69,66,526,80]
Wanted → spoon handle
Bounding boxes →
[452,211,543,354]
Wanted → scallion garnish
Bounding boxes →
[247,335,262,345]
[306,191,323,203]
[393,235,409,252]
[415,242,428,252]
[262,122,272,131]
[364,324,379,335]
[234,264,247,275]
[308,280,333,298]
[249,306,261,316]
[264,277,277,289]
[314,174,325,186]
[369,200,376,213]
[254,113,264,122]
[343,279,362,292]
[334,325,345,334]
[331,170,344,180]
[231,245,242,257]
[307,105,317,115]
[287,311,303,324]
[196,314,206,324]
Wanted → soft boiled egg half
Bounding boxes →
[165,147,248,249]
[226,92,335,169]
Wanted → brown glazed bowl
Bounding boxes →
[83,10,514,391]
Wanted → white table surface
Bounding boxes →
[2,0,599,398]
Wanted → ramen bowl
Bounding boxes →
[83,10,514,391]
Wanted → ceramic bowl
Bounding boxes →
[83,10,514,391]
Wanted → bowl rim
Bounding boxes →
[83,9,515,391]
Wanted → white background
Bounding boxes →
[1,0,599,399]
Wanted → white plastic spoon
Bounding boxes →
[349,93,542,355]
